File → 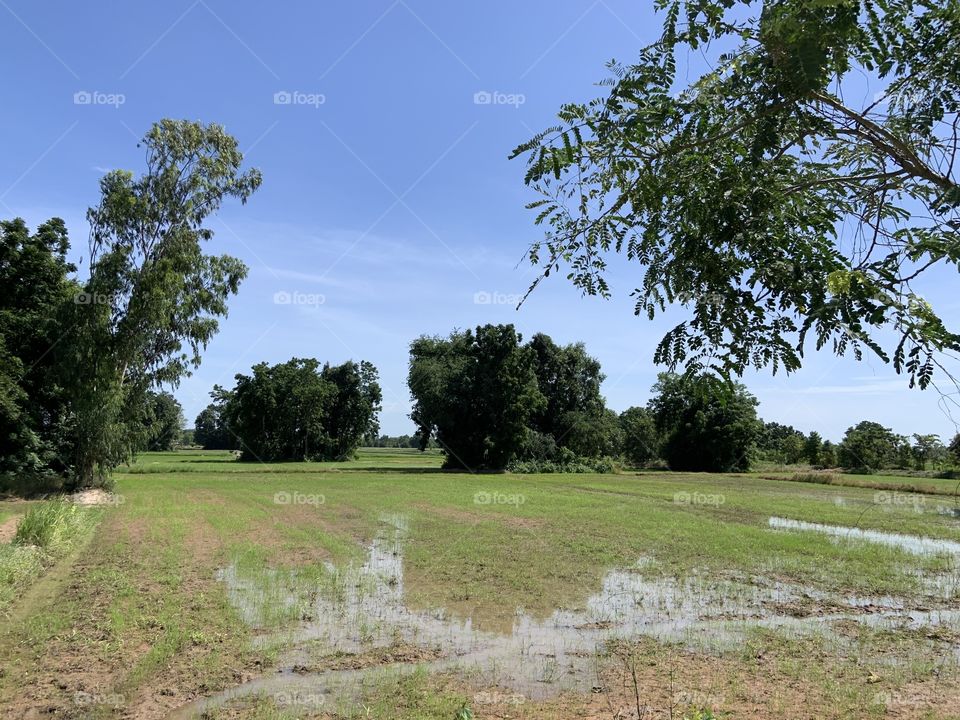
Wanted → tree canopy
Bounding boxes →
[513,0,960,390]
[222,358,382,462]
[650,373,760,472]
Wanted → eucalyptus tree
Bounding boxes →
[64,120,261,484]
[514,0,960,390]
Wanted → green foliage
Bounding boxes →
[838,421,901,473]
[222,358,381,462]
[910,432,947,470]
[950,433,960,465]
[144,391,185,451]
[650,373,760,472]
[194,387,234,450]
[409,324,544,470]
[527,333,606,451]
[514,0,960,389]
[804,431,824,465]
[0,218,78,489]
[619,406,660,466]
[61,119,260,485]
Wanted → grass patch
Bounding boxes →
[0,499,100,612]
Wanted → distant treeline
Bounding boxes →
[186,324,960,474]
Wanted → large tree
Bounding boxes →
[838,420,900,472]
[514,0,960,390]
[62,120,261,484]
[408,324,544,470]
[0,218,78,487]
[222,358,381,462]
[649,373,760,472]
[619,406,660,466]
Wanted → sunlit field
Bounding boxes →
[1,449,958,719]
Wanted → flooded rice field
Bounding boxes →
[168,512,960,718]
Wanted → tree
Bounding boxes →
[804,431,824,466]
[950,433,960,466]
[144,392,184,451]
[408,324,544,470]
[62,120,261,485]
[0,218,78,487]
[559,407,622,458]
[317,360,383,460]
[780,433,806,465]
[649,373,760,472]
[526,334,605,447]
[222,358,380,462]
[619,406,659,466]
[194,391,233,450]
[838,421,900,473]
[911,433,946,471]
[513,0,960,389]
[820,440,839,468]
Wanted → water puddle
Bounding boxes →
[768,516,960,556]
[168,516,960,718]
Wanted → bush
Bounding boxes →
[509,453,617,474]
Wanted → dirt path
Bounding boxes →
[0,515,19,544]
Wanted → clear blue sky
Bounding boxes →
[2,0,957,442]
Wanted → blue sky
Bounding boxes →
[1,0,957,442]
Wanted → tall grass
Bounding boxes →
[14,499,92,551]
[0,499,99,612]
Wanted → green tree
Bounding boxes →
[911,433,946,471]
[838,421,900,473]
[222,358,379,462]
[194,392,233,450]
[779,433,806,465]
[619,406,659,466]
[526,334,605,445]
[949,433,960,466]
[317,360,383,460]
[513,0,960,388]
[0,218,78,488]
[649,373,760,472]
[820,440,839,468]
[62,120,260,485]
[408,324,544,470]
[144,391,184,451]
[804,431,824,466]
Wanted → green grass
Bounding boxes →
[1,448,958,718]
[0,498,100,612]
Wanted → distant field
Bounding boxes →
[1,450,958,719]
